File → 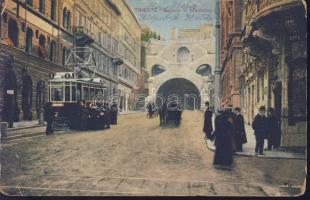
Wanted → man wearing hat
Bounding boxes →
[252,106,268,155]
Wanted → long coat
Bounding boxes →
[213,111,234,166]
[203,108,213,137]
[80,106,89,131]
[234,114,247,145]
[267,114,281,147]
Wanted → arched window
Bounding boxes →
[196,64,212,76]
[8,19,19,47]
[38,35,47,58]
[151,65,166,77]
[63,7,67,28]
[177,47,190,63]
[51,0,57,21]
[25,28,33,53]
[62,47,67,66]
[39,0,45,14]
[67,10,71,30]
[50,41,56,62]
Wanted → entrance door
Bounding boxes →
[22,68,33,120]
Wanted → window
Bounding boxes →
[62,47,67,66]
[63,7,67,28]
[51,0,57,21]
[8,19,19,47]
[38,35,47,58]
[67,10,71,30]
[39,0,45,14]
[50,41,56,62]
[177,47,190,63]
[25,28,33,53]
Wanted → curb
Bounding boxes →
[204,138,306,160]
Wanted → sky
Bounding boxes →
[127,0,215,40]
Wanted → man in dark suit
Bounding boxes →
[233,107,247,152]
[44,102,55,135]
[252,106,268,155]
[203,101,213,140]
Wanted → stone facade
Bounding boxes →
[240,0,307,148]
[220,0,243,109]
[146,27,215,109]
[73,0,142,111]
[0,0,73,122]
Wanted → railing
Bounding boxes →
[72,26,92,37]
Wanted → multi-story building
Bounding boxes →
[177,24,214,40]
[220,0,243,108]
[73,0,141,111]
[0,0,143,127]
[240,0,307,149]
[0,0,73,125]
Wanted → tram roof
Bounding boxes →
[48,78,106,87]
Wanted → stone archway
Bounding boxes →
[156,78,201,110]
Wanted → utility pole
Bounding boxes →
[214,0,221,113]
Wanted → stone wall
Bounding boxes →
[0,44,69,121]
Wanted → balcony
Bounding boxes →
[244,0,303,25]
[72,26,94,46]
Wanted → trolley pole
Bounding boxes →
[214,0,221,114]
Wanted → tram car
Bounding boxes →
[48,72,106,130]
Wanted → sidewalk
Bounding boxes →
[205,123,306,160]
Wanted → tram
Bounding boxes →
[48,72,106,130]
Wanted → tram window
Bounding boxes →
[51,87,63,101]
[65,86,70,101]
[83,87,89,100]
[72,86,77,101]
[90,88,95,99]
[77,83,81,101]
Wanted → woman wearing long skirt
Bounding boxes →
[212,109,234,168]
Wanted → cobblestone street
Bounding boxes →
[0,112,306,196]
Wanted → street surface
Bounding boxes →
[0,112,306,196]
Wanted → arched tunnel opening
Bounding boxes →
[156,78,201,110]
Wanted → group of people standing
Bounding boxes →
[147,102,182,126]
[44,101,119,135]
[78,100,118,131]
[203,102,281,169]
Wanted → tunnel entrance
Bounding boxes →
[156,78,201,110]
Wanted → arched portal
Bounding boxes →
[21,68,33,120]
[156,78,201,110]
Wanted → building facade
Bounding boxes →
[146,28,215,110]
[0,0,73,124]
[0,0,143,126]
[240,0,307,148]
[220,0,243,108]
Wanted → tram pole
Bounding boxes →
[214,0,221,114]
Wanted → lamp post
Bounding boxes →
[214,0,221,113]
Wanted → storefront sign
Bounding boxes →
[6,90,14,95]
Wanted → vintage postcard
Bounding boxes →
[0,0,307,197]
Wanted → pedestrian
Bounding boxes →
[252,106,268,155]
[212,108,234,169]
[175,105,182,126]
[159,101,167,126]
[203,101,213,140]
[104,102,111,129]
[87,103,96,130]
[110,102,118,125]
[44,102,55,135]
[79,100,89,131]
[147,102,153,118]
[267,108,281,150]
[233,107,247,152]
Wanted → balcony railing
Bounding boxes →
[72,26,94,46]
